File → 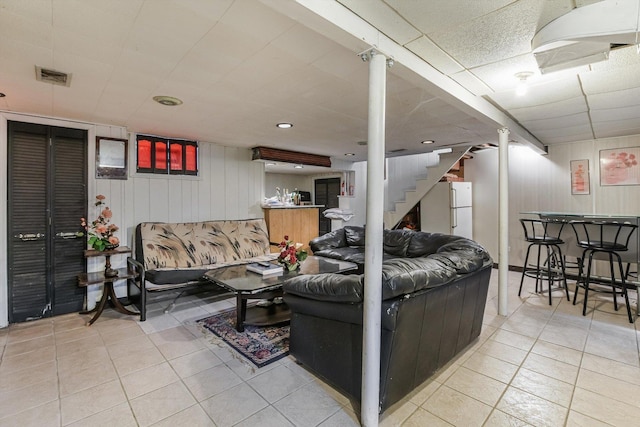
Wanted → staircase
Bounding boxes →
[384,147,471,228]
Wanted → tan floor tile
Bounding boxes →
[530,339,583,366]
[423,385,492,426]
[584,330,639,366]
[379,400,418,426]
[497,387,567,427]
[66,402,137,427]
[54,323,100,345]
[112,345,166,376]
[59,359,118,397]
[0,399,60,427]
[247,364,309,403]
[3,334,55,358]
[0,360,57,391]
[391,407,451,426]
[56,334,105,359]
[462,351,518,384]
[511,368,574,407]
[580,352,640,386]
[149,326,205,360]
[183,364,243,401]
[60,379,127,426]
[408,379,442,406]
[477,339,528,365]
[57,345,111,374]
[150,404,215,427]
[106,334,156,359]
[443,366,508,406]
[53,314,88,333]
[538,323,589,351]
[120,362,179,400]
[571,387,640,426]
[6,322,53,344]
[576,369,640,409]
[91,316,139,335]
[0,378,58,419]
[317,407,360,427]
[130,381,196,426]
[273,381,343,427]
[0,345,56,375]
[168,348,223,378]
[521,352,579,384]
[565,410,612,427]
[201,382,268,426]
[484,409,533,426]
[100,323,145,345]
[490,329,536,351]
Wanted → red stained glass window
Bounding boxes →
[155,141,167,171]
[137,139,152,169]
[170,142,183,172]
[185,144,197,172]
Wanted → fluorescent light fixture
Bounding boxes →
[276,122,293,129]
[421,140,434,144]
[293,164,303,169]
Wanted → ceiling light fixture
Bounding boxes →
[276,122,293,129]
[421,140,434,144]
[266,162,276,166]
[0,93,5,97]
[345,153,355,156]
[514,72,533,96]
[153,96,183,106]
[294,164,303,169]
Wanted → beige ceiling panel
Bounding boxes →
[588,88,640,110]
[509,97,587,122]
[522,111,591,131]
[405,36,464,75]
[428,0,541,68]
[0,39,54,77]
[590,45,640,71]
[271,24,340,65]
[591,105,640,122]
[530,122,593,139]
[489,77,583,109]
[222,0,296,41]
[469,53,539,93]
[53,0,138,47]
[593,119,640,139]
[449,70,493,96]
[53,29,121,67]
[0,8,53,49]
[383,0,514,35]
[580,65,640,94]
[338,0,421,45]
[1,0,53,23]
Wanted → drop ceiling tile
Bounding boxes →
[509,96,587,122]
[1,0,53,23]
[593,119,640,139]
[468,53,539,93]
[488,77,583,109]
[590,45,640,71]
[339,0,421,45]
[383,0,514,35]
[427,0,541,68]
[53,29,121,67]
[591,105,640,122]
[522,111,591,131]
[405,36,464,75]
[587,88,640,110]
[271,24,340,65]
[222,0,296,41]
[530,122,593,139]
[449,70,493,96]
[580,64,640,94]
[0,8,53,49]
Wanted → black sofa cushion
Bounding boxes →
[383,229,413,256]
[344,226,366,246]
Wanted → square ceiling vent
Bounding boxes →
[35,66,72,87]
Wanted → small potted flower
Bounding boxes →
[80,195,120,251]
[277,235,308,271]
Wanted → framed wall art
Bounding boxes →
[96,136,128,179]
[599,147,640,186]
[570,159,589,195]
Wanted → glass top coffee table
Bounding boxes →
[204,256,357,332]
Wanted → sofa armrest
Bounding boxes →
[309,228,347,252]
[283,273,363,303]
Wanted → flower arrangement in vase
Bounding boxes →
[80,195,120,251]
[277,235,308,271]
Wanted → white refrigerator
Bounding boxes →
[420,182,473,239]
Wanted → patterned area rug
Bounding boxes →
[197,307,289,368]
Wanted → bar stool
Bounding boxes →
[519,218,570,305]
[570,220,638,323]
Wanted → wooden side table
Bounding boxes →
[78,246,139,325]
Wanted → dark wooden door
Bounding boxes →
[7,121,87,323]
[314,177,340,236]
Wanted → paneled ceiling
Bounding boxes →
[1,0,638,169]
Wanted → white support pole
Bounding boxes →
[498,127,509,316]
[361,49,387,427]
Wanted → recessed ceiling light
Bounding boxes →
[293,164,304,169]
[345,153,355,156]
[153,95,183,106]
[421,140,434,144]
[276,122,293,129]
[266,162,276,166]
[0,93,5,97]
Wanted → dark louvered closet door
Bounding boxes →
[315,178,340,236]
[7,122,87,323]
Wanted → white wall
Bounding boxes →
[0,112,264,327]
[465,135,640,267]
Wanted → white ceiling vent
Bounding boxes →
[35,66,72,87]
[532,0,639,74]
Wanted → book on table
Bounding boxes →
[246,262,284,276]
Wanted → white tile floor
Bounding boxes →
[1,270,639,426]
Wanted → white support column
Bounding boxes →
[361,49,387,427]
[498,127,509,316]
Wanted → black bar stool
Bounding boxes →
[570,220,637,323]
[519,218,570,305]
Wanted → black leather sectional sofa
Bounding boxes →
[282,226,493,413]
